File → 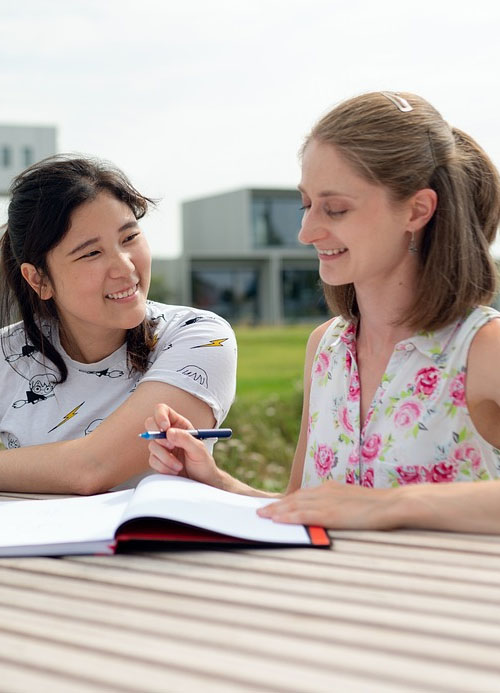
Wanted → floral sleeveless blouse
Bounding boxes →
[302,306,500,488]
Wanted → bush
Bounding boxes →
[215,379,303,492]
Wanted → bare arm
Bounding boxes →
[286,320,333,494]
[257,477,500,532]
[147,319,334,498]
[259,316,500,532]
[0,381,215,495]
[146,401,277,497]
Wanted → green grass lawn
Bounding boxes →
[234,324,311,399]
[216,323,317,492]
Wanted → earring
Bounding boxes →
[408,231,418,254]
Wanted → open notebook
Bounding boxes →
[0,474,330,557]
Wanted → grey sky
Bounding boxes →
[2,0,500,257]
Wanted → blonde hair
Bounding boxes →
[305,91,500,330]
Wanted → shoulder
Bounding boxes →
[305,317,337,360]
[147,301,232,330]
[146,301,235,345]
[0,319,26,340]
[468,309,500,356]
[467,312,500,402]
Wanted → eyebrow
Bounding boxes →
[67,220,138,257]
[297,186,356,199]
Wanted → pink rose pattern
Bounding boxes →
[394,400,422,429]
[314,443,337,478]
[361,434,382,463]
[424,461,458,483]
[361,468,374,487]
[348,371,360,402]
[345,469,357,484]
[414,367,440,396]
[449,371,466,407]
[340,406,354,434]
[314,351,330,378]
[303,309,499,490]
[453,442,481,471]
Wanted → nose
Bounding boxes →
[297,208,329,246]
[108,250,135,279]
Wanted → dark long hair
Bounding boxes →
[304,91,500,330]
[1,155,157,382]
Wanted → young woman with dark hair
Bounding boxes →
[0,155,236,494]
[145,91,500,534]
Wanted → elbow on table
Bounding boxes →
[73,472,114,496]
[63,434,147,496]
[67,448,124,496]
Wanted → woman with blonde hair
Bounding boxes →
[146,91,500,533]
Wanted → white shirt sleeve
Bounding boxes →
[137,303,237,425]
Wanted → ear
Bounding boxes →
[407,188,438,232]
[20,263,53,300]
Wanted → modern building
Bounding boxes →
[0,125,57,195]
[149,186,500,322]
[163,187,327,324]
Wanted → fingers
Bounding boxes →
[149,444,183,475]
[147,427,214,479]
[144,404,194,436]
[154,403,194,432]
[164,428,211,462]
[257,490,321,525]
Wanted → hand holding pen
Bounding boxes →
[139,428,232,440]
[143,403,228,489]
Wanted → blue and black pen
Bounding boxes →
[139,428,232,440]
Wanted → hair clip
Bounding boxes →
[380,92,413,112]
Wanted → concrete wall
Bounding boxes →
[0,125,57,194]
[182,189,250,253]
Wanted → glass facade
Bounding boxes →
[251,194,303,248]
[192,269,259,322]
[1,146,11,168]
[22,146,34,167]
[282,269,328,320]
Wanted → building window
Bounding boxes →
[22,146,34,167]
[282,269,328,320]
[1,146,12,168]
[251,194,303,248]
[192,269,259,322]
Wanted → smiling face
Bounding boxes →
[298,139,414,291]
[40,192,151,359]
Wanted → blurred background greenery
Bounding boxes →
[215,324,312,493]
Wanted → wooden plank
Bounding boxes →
[0,628,276,693]
[0,603,449,693]
[329,529,500,554]
[1,557,497,637]
[1,576,500,676]
[0,658,119,693]
[1,557,500,651]
[0,492,73,500]
[248,542,500,571]
[64,551,500,610]
[158,546,500,586]
[1,554,499,629]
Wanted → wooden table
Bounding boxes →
[1,492,500,692]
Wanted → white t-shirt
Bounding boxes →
[0,301,237,450]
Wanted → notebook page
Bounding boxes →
[0,489,132,551]
[122,475,310,544]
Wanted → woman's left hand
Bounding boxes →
[257,481,401,530]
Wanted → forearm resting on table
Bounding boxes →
[217,467,281,498]
[389,480,500,533]
[0,438,102,495]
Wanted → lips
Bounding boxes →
[317,248,347,256]
[106,284,138,300]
